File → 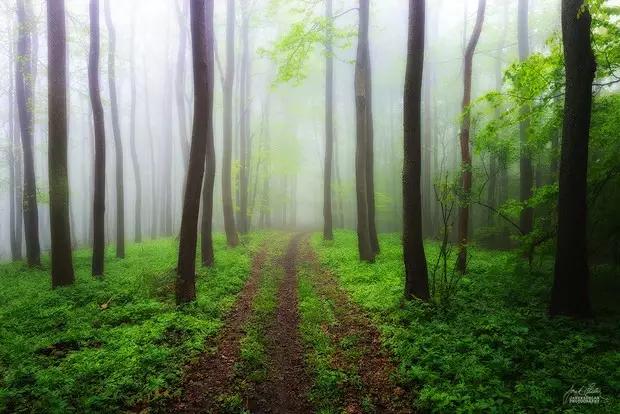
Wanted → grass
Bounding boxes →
[0,233,265,413]
[311,230,620,413]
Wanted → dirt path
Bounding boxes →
[152,234,410,413]
[246,233,313,413]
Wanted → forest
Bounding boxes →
[0,0,618,412]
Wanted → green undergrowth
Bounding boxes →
[311,230,619,413]
[0,232,270,413]
[297,263,344,413]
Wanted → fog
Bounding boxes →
[0,0,586,259]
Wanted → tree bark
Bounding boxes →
[177,0,212,304]
[8,27,21,261]
[16,0,41,266]
[89,0,106,277]
[354,0,375,262]
[104,0,125,258]
[201,0,216,267]
[47,0,75,286]
[403,0,430,301]
[456,0,486,273]
[238,1,251,234]
[222,0,240,246]
[143,65,158,239]
[550,0,596,318]
[518,0,534,235]
[129,11,142,243]
[323,0,334,241]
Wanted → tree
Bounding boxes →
[549,0,596,318]
[104,0,125,258]
[403,0,430,301]
[238,0,251,234]
[89,0,107,277]
[354,0,376,262]
[518,0,534,235]
[323,0,334,241]
[201,0,216,267]
[47,0,75,287]
[222,0,240,246]
[15,0,41,266]
[456,0,486,273]
[177,0,213,304]
[127,8,142,243]
[7,24,21,261]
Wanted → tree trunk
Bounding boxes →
[47,0,75,286]
[238,2,251,234]
[550,0,596,318]
[355,0,375,262]
[104,0,125,258]
[259,95,271,229]
[201,0,216,267]
[364,25,379,255]
[422,50,432,238]
[128,12,142,243]
[403,0,430,301]
[89,0,106,277]
[175,0,190,171]
[8,27,21,261]
[518,0,534,235]
[143,66,158,239]
[323,0,334,241]
[456,0,486,273]
[16,0,41,267]
[222,0,239,246]
[177,0,212,304]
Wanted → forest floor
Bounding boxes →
[0,231,618,413]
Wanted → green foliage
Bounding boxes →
[312,231,619,413]
[0,234,266,413]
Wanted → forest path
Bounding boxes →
[155,233,409,413]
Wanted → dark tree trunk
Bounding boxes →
[550,0,596,318]
[403,0,430,301]
[518,0,534,235]
[323,0,334,241]
[104,0,125,258]
[175,0,190,171]
[47,0,75,287]
[201,0,216,268]
[222,0,239,246]
[89,0,106,277]
[354,0,375,262]
[8,29,21,261]
[16,0,41,267]
[456,0,486,273]
[258,96,271,229]
[129,14,142,243]
[422,49,432,237]
[238,2,251,234]
[365,36,379,255]
[177,0,212,304]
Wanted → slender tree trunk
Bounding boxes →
[403,0,430,301]
[16,0,41,266]
[8,29,20,261]
[355,0,375,262]
[104,0,125,258]
[89,0,106,277]
[201,0,216,267]
[550,0,596,318]
[421,49,432,237]
[222,0,239,246]
[143,67,158,239]
[259,96,271,228]
[175,0,190,171]
[47,0,75,286]
[128,14,142,243]
[323,0,334,240]
[518,0,534,235]
[456,0,486,273]
[364,19,379,255]
[177,0,212,304]
[238,2,251,234]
